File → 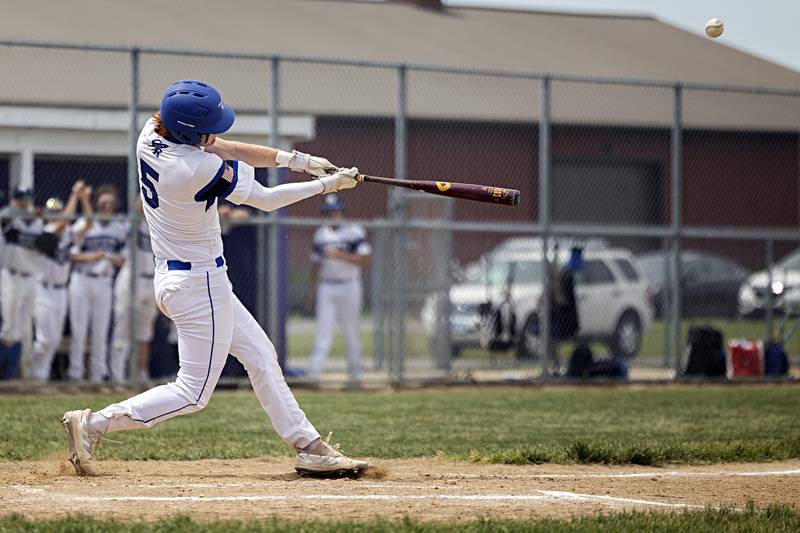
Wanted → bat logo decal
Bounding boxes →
[436,181,451,192]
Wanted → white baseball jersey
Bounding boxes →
[311,225,371,283]
[71,218,127,276]
[0,211,44,274]
[40,223,75,286]
[136,118,256,262]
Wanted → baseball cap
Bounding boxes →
[321,194,344,213]
[12,187,32,200]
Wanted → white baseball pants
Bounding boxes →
[0,269,36,344]
[30,284,69,381]
[98,266,320,449]
[307,279,363,381]
[68,273,113,382]
[109,266,158,382]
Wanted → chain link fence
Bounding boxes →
[0,41,797,386]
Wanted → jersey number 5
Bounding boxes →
[139,160,160,209]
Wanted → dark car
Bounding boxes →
[638,251,750,318]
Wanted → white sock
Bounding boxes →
[88,412,110,434]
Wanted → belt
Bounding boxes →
[42,282,68,290]
[166,256,225,271]
[321,278,356,285]
[140,273,155,279]
[82,272,111,279]
[8,269,32,278]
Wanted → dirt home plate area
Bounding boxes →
[1,459,800,522]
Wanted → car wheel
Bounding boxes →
[516,315,542,361]
[611,312,641,359]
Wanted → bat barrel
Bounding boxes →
[360,174,520,207]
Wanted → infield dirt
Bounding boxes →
[1,458,799,522]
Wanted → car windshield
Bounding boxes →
[485,260,511,286]
[512,260,544,284]
[484,259,544,285]
[777,250,800,271]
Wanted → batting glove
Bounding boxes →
[318,167,359,194]
[276,150,337,177]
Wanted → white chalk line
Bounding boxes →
[61,491,700,509]
[429,469,800,480]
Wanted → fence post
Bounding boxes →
[670,84,683,377]
[127,47,140,382]
[388,64,408,386]
[538,76,552,378]
[267,56,284,366]
[765,239,774,341]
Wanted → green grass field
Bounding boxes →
[1,385,798,464]
[2,505,799,533]
[3,385,799,531]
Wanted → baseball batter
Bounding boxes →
[67,185,127,382]
[109,200,158,383]
[30,182,94,381]
[0,188,43,379]
[306,194,372,385]
[63,79,368,478]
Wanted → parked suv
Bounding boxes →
[739,248,800,317]
[422,246,653,359]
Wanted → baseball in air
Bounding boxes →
[705,18,724,38]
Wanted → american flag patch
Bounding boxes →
[222,164,234,182]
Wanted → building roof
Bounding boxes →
[1,0,798,129]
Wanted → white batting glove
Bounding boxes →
[276,150,337,177]
[318,167,359,194]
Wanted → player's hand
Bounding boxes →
[317,167,358,194]
[279,150,338,177]
[305,155,338,177]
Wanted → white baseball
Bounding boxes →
[705,18,724,38]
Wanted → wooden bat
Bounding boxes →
[356,174,520,207]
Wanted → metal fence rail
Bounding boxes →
[0,39,797,386]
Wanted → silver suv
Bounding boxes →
[422,246,653,359]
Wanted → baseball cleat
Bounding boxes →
[295,432,369,479]
[62,409,102,476]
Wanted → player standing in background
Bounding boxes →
[305,194,371,387]
[0,187,44,379]
[67,185,127,383]
[63,80,368,478]
[109,198,158,383]
[30,181,95,381]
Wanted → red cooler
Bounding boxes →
[727,340,763,379]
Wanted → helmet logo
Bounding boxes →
[176,120,196,128]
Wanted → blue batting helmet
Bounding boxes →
[321,194,344,213]
[160,80,235,145]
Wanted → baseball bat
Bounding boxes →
[356,174,520,207]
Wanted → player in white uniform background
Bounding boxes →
[30,182,94,381]
[63,79,368,478]
[109,199,159,383]
[67,185,127,382]
[0,187,43,379]
[306,194,372,386]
